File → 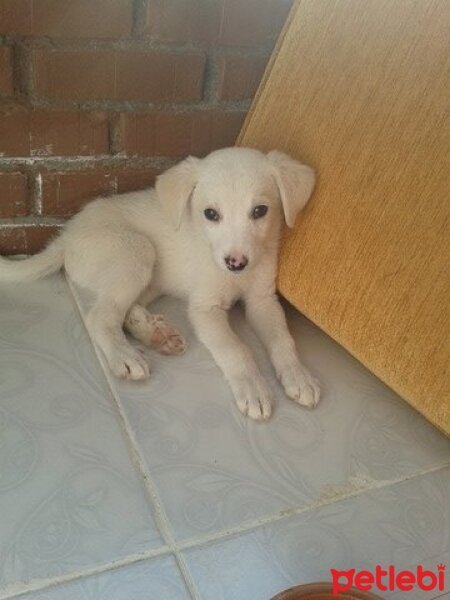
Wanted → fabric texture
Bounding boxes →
[239,0,450,435]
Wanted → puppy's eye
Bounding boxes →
[251,205,268,219]
[204,208,220,222]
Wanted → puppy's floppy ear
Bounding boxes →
[267,150,316,228]
[155,156,200,229]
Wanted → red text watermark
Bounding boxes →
[330,564,446,596]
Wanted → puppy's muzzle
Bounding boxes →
[225,255,248,272]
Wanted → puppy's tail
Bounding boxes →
[0,236,64,282]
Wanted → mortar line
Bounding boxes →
[0,95,250,113]
[0,155,177,168]
[176,461,450,552]
[0,219,64,227]
[0,546,172,600]
[65,275,199,600]
[33,172,43,215]
[6,35,272,55]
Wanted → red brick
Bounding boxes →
[30,111,109,156]
[38,168,160,215]
[210,111,246,148]
[34,0,132,38]
[153,112,212,156]
[115,51,205,103]
[0,110,29,156]
[119,114,153,156]
[115,168,161,194]
[120,112,208,157]
[220,0,293,47]
[0,0,132,38]
[0,109,109,157]
[0,172,28,217]
[0,228,26,254]
[41,171,116,216]
[217,54,268,101]
[120,110,246,157]
[0,225,60,255]
[0,47,14,96]
[140,0,222,44]
[0,1,33,35]
[32,50,116,101]
[32,49,205,103]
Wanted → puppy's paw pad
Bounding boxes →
[287,382,320,408]
[111,349,150,381]
[285,377,320,408]
[304,379,321,408]
[234,378,273,421]
[238,398,272,421]
[280,364,321,409]
[158,333,187,355]
[147,316,186,356]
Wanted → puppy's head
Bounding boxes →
[156,147,315,274]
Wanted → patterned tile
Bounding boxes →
[184,467,450,600]
[0,276,165,594]
[14,556,189,600]
[78,291,450,542]
[2,275,449,600]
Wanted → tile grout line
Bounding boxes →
[64,275,200,600]
[175,461,450,552]
[3,462,445,600]
[0,547,172,600]
[91,367,201,600]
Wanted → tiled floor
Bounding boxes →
[0,273,449,600]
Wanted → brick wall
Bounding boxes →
[0,0,293,254]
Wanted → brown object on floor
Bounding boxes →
[239,0,450,435]
[271,582,383,600]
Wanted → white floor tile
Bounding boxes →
[4,275,448,599]
[184,467,450,600]
[81,292,450,542]
[14,556,189,600]
[0,277,165,594]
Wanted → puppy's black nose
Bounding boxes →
[225,255,248,272]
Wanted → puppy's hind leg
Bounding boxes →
[87,297,151,380]
[80,233,157,380]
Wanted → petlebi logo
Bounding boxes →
[330,564,446,596]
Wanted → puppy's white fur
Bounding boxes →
[0,147,320,420]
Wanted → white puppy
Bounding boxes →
[0,147,320,420]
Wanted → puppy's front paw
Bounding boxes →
[110,346,151,381]
[279,362,320,408]
[231,375,272,421]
